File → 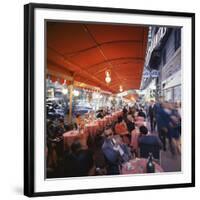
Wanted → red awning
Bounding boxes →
[47,22,148,93]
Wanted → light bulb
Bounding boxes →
[62,80,66,85]
[105,71,110,77]
[73,90,80,96]
[119,86,123,92]
[62,88,68,95]
[105,76,111,83]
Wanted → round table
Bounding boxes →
[121,158,163,174]
[97,119,107,130]
[105,115,112,125]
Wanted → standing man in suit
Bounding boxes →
[148,100,156,133]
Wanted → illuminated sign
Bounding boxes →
[151,70,159,78]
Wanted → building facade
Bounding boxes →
[141,26,181,102]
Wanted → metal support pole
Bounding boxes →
[69,79,74,124]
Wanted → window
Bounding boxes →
[175,29,181,51]
[154,27,159,34]
[163,49,166,66]
[173,85,181,102]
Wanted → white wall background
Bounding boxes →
[0,0,199,199]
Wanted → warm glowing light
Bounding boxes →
[73,90,80,96]
[105,70,111,83]
[62,88,68,95]
[119,85,123,92]
[62,79,66,85]
[108,96,113,101]
[105,71,110,77]
[105,76,111,83]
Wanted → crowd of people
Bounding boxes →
[46,99,182,178]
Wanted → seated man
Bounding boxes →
[126,114,135,133]
[113,134,132,162]
[102,128,131,175]
[70,141,95,177]
[96,110,104,119]
[93,135,107,175]
[138,108,146,119]
[102,128,120,175]
[138,126,163,159]
[75,114,83,129]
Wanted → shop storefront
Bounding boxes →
[45,75,127,124]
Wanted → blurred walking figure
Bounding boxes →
[169,103,181,155]
[148,100,156,133]
[156,101,171,152]
[157,101,181,156]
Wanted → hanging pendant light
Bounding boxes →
[62,79,66,85]
[105,70,111,84]
[62,80,68,95]
[119,85,123,92]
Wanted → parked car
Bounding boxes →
[73,101,92,116]
[46,97,66,120]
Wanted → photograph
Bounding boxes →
[46,21,182,178]
[24,3,195,196]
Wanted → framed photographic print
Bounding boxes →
[24,3,195,197]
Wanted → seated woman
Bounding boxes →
[135,115,146,127]
[130,127,140,157]
[84,113,90,123]
[126,114,135,133]
[75,114,84,129]
[115,116,130,145]
[114,116,129,136]
[89,111,96,121]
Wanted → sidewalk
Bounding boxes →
[147,120,181,172]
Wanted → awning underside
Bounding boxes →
[47,22,148,93]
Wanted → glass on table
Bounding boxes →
[127,162,133,171]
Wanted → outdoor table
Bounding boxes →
[63,130,88,150]
[97,119,104,130]
[102,118,107,127]
[121,158,163,174]
[85,122,99,135]
[110,114,115,123]
[104,115,112,125]
[113,113,118,121]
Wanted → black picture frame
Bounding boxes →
[24,3,195,197]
